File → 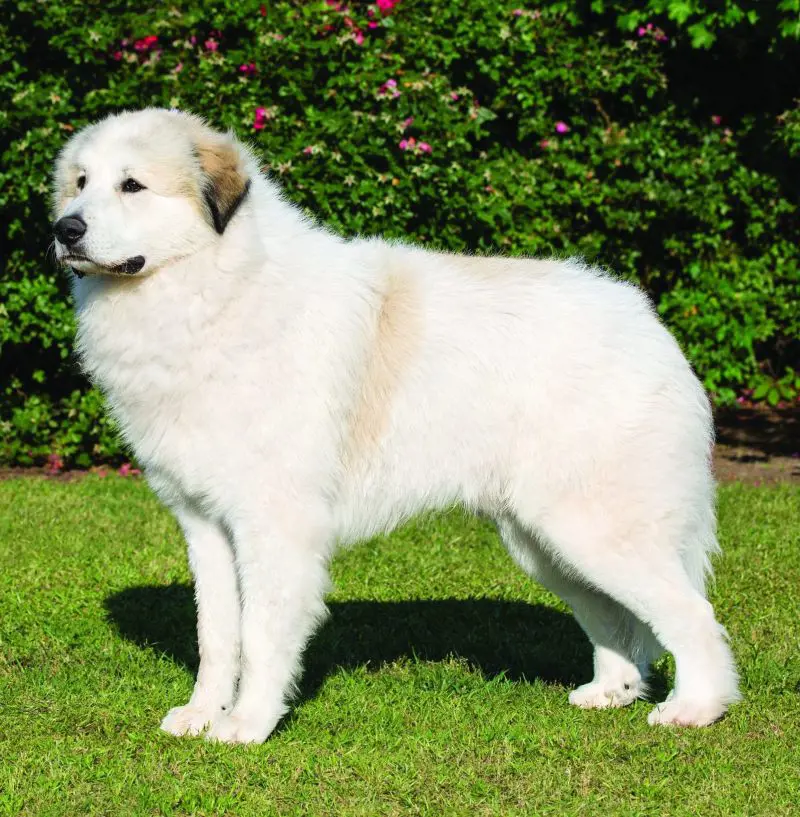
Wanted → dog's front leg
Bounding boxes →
[205,500,331,744]
[160,507,240,737]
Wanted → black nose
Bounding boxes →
[53,215,87,247]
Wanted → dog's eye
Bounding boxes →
[121,178,145,193]
[77,175,86,191]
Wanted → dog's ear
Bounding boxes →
[196,135,251,234]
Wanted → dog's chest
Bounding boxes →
[75,282,236,464]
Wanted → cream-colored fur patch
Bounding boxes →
[344,272,421,468]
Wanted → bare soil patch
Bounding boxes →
[713,406,799,484]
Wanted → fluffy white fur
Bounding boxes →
[52,108,740,744]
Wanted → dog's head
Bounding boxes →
[51,108,252,278]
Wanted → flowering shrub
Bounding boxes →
[1,0,798,465]
[595,0,800,48]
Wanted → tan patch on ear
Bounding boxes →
[343,271,421,469]
[195,132,250,233]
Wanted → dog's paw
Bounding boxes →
[160,703,225,737]
[204,711,279,745]
[647,697,726,727]
[569,679,641,709]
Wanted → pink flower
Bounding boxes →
[353,29,365,45]
[402,116,414,129]
[377,0,398,13]
[368,21,379,28]
[378,78,401,98]
[253,107,271,131]
[399,137,431,155]
[46,453,63,474]
[303,145,314,154]
[204,38,219,52]
[172,62,183,74]
[134,35,158,52]
[118,463,141,476]
[512,9,525,16]
[539,139,550,149]
[637,27,647,37]
[450,92,459,101]
[239,62,257,76]
[190,35,197,45]
[112,50,123,61]
[711,115,722,126]
[555,121,570,133]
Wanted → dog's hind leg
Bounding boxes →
[505,483,740,726]
[160,506,241,737]
[497,516,663,709]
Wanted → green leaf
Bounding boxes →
[688,22,717,48]
[667,1,695,25]
[752,382,771,400]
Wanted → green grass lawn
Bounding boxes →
[0,477,798,816]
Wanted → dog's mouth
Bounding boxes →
[63,254,146,278]
[109,256,146,275]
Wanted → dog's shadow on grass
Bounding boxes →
[104,584,670,707]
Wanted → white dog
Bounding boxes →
[52,108,739,743]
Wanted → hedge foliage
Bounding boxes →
[1,0,799,465]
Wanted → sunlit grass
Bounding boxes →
[1,477,798,816]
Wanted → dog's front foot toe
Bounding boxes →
[569,679,641,709]
[647,697,726,727]
[204,711,279,745]
[160,703,226,737]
